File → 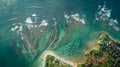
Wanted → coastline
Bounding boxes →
[32,33,120,67]
[42,50,77,67]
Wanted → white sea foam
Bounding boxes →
[21,36,24,40]
[25,14,38,23]
[32,13,37,17]
[71,14,81,22]
[64,13,85,24]
[64,14,69,19]
[98,4,111,18]
[8,18,18,21]
[109,22,114,26]
[54,21,57,26]
[113,26,120,31]
[27,24,33,29]
[53,18,57,26]
[25,17,33,23]
[11,23,23,32]
[80,19,85,24]
[11,26,19,31]
[39,20,48,27]
[38,20,48,27]
[30,6,43,9]
[53,17,56,20]
[96,4,120,31]
[19,25,23,31]
[113,19,118,24]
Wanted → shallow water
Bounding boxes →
[0,0,120,67]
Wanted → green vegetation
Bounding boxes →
[78,33,120,67]
[44,33,120,67]
[45,55,72,67]
[89,49,103,58]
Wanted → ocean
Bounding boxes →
[0,0,120,67]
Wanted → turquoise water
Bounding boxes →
[0,0,120,67]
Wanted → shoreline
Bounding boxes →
[33,33,120,67]
[42,50,77,67]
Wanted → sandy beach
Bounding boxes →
[42,50,77,67]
